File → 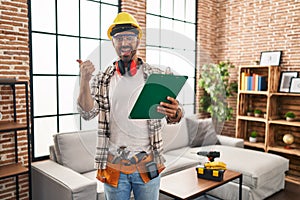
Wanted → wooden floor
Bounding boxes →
[159,181,300,200]
[265,181,299,200]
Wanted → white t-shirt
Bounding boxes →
[108,67,151,157]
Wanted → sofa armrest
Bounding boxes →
[32,160,97,200]
[217,135,244,148]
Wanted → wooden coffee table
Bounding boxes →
[160,167,243,200]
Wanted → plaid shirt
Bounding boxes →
[78,62,166,169]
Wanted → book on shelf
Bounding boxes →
[252,73,257,91]
[258,76,267,91]
[241,72,250,90]
[241,72,245,90]
[247,76,253,90]
[240,73,267,91]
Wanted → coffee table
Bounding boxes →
[160,167,243,200]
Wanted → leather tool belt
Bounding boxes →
[96,152,165,187]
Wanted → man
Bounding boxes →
[77,12,183,200]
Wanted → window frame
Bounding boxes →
[146,0,197,116]
[29,0,120,161]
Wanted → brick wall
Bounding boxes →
[121,0,146,60]
[215,0,300,136]
[196,0,218,119]
[0,0,30,199]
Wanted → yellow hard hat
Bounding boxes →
[107,12,142,40]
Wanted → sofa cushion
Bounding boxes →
[186,117,219,147]
[53,130,97,173]
[217,135,244,148]
[216,145,289,188]
[49,145,57,162]
[162,154,199,176]
[82,170,104,194]
[162,120,187,152]
[32,160,97,199]
[179,145,289,189]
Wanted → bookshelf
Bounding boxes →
[236,65,300,184]
[0,79,31,199]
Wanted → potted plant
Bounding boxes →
[249,131,257,143]
[246,109,253,116]
[198,61,238,122]
[285,111,296,121]
[254,109,262,117]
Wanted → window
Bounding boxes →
[30,0,119,159]
[146,0,196,115]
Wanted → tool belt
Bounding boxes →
[96,152,165,188]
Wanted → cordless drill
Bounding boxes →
[197,151,220,162]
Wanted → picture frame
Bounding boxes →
[289,77,300,93]
[260,51,282,66]
[278,71,298,93]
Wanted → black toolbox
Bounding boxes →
[196,166,225,182]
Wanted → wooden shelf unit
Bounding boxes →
[0,163,28,179]
[0,122,28,132]
[0,80,31,199]
[236,65,300,184]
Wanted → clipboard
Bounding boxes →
[129,74,188,119]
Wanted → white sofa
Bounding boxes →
[32,116,289,200]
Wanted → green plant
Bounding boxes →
[250,131,257,138]
[254,109,262,114]
[285,111,296,118]
[198,61,238,122]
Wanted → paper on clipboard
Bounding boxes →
[129,74,188,119]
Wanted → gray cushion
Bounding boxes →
[82,170,104,193]
[162,154,199,176]
[186,117,219,147]
[49,145,57,162]
[162,120,189,153]
[53,130,97,173]
[162,114,198,153]
[164,145,289,189]
[206,145,289,188]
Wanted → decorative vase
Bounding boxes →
[247,112,252,116]
[254,113,260,117]
[249,137,257,143]
[286,117,295,122]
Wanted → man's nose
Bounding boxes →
[121,38,129,45]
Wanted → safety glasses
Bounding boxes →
[112,34,138,43]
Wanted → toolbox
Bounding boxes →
[196,165,225,182]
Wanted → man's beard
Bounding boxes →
[119,46,136,63]
[121,55,132,63]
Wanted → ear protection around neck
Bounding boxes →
[115,59,137,76]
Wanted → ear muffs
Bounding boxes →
[116,59,137,76]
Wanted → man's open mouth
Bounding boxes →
[121,47,132,56]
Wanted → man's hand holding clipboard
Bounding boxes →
[129,74,187,119]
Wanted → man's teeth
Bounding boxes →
[121,49,131,56]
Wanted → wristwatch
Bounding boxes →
[166,107,182,124]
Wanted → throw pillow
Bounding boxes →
[186,117,220,147]
[53,130,97,173]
